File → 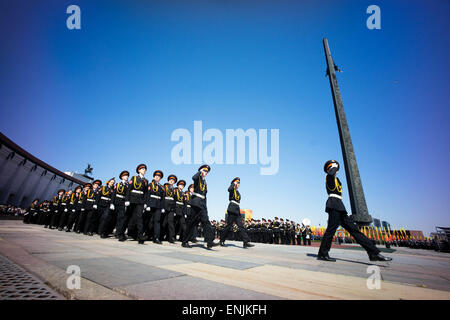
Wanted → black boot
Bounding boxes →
[118,236,126,242]
[369,253,392,262]
[207,241,219,249]
[153,239,162,244]
[219,241,226,247]
[182,242,192,248]
[243,242,254,248]
[317,254,336,262]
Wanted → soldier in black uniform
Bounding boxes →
[219,178,253,248]
[83,180,101,236]
[289,221,296,245]
[75,183,91,233]
[146,170,165,244]
[24,199,39,224]
[174,179,187,242]
[125,164,149,244]
[114,171,131,242]
[49,189,65,229]
[98,178,115,238]
[66,186,83,232]
[161,174,177,243]
[58,190,73,231]
[272,217,280,244]
[184,184,198,242]
[267,219,274,244]
[318,160,392,262]
[182,165,219,249]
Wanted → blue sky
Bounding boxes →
[1,0,449,236]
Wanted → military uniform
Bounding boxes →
[174,180,187,242]
[219,178,250,247]
[66,187,83,232]
[98,181,115,237]
[126,164,149,244]
[272,218,281,244]
[146,170,165,244]
[162,175,177,243]
[182,165,217,248]
[75,183,91,233]
[318,160,387,261]
[49,190,65,229]
[83,181,101,235]
[114,171,131,241]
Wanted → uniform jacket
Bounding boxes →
[146,180,165,209]
[325,167,347,213]
[227,183,241,215]
[126,175,148,204]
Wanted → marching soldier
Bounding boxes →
[24,199,39,224]
[49,189,65,229]
[318,160,392,262]
[98,178,115,238]
[75,183,91,233]
[83,180,101,236]
[126,164,149,244]
[184,184,198,242]
[267,219,274,244]
[174,179,187,242]
[146,170,165,244]
[219,178,253,248]
[58,190,73,231]
[114,171,131,242]
[272,217,280,244]
[66,186,83,232]
[162,174,177,243]
[182,165,219,249]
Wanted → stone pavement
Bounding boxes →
[0,220,449,300]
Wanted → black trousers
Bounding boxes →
[50,210,61,228]
[148,207,162,241]
[220,211,250,243]
[318,209,380,256]
[75,210,87,232]
[84,208,99,234]
[58,209,70,229]
[66,210,79,231]
[115,205,130,237]
[98,206,112,236]
[162,208,176,241]
[183,205,214,244]
[174,206,186,240]
[127,203,145,240]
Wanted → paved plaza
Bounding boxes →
[0,220,449,300]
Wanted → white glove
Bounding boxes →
[64,209,68,212]
[184,215,187,219]
[72,209,75,212]
[146,207,151,211]
[93,205,97,209]
[55,210,58,213]
[161,209,165,213]
[110,204,115,210]
[144,204,147,209]
[81,208,85,212]
[125,201,130,207]
[174,213,176,217]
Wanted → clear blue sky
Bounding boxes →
[1,0,449,236]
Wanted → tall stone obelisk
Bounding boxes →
[323,38,373,226]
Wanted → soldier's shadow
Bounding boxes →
[306,253,389,267]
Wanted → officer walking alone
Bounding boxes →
[318,160,392,262]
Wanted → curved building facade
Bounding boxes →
[0,132,88,207]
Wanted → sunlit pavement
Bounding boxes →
[0,220,449,300]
